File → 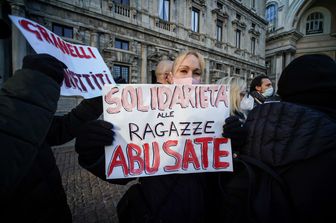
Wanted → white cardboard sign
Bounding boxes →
[9,15,114,98]
[103,84,233,179]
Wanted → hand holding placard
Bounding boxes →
[75,120,115,165]
[22,54,67,85]
[222,116,247,151]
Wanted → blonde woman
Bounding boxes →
[75,51,211,223]
[220,76,249,152]
[216,76,248,120]
[170,51,205,84]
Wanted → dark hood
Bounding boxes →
[277,54,336,117]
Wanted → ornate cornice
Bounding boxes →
[266,29,303,43]
[211,8,229,21]
[232,19,246,30]
[248,28,260,37]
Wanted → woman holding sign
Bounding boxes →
[75,51,213,223]
[169,51,204,85]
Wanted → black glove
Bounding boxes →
[222,116,247,152]
[0,19,11,39]
[72,96,103,122]
[75,120,115,165]
[22,53,67,85]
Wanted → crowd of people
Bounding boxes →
[1,18,336,223]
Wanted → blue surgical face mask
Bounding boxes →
[262,87,274,98]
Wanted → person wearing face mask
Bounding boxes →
[249,75,274,107]
[205,77,254,223]
[169,51,204,85]
[216,77,253,119]
[211,76,275,223]
[74,50,209,223]
[217,77,249,151]
[214,54,336,223]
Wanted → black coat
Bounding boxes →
[219,102,336,223]
[80,155,210,223]
[0,69,102,222]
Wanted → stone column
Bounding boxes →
[275,53,284,90]
[285,51,292,67]
[140,43,147,83]
[11,3,26,73]
[90,32,99,48]
[226,65,232,78]
[204,58,210,84]
[244,70,248,83]
[84,30,91,45]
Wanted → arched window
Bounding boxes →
[306,12,324,35]
[266,4,277,30]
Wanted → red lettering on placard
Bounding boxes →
[19,19,42,41]
[162,140,181,172]
[127,143,144,176]
[213,138,230,169]
[194,137,213,169]
[143,142,160,175]
[182,139,200,170]
[106,137,231,178]
[105,87,122,114]
[107,145,128,177]
[18,19,97,59]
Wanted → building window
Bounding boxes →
[252,23,256,29]
[217,2,223,10]
[235,29,241,49]
[191,7,200,32]
[266,61,271,76]
[114,0,129,5]
[251,37,256,55]
[266,4,277,30]
[216,20,223,42]
[251,0,256,9]
[52,23,73,38]
[113,65,129,83]
[250,72,255,79]
[115,39,129,50]
[159,0,170,21]
[306,12,324,35]
[236,13,241,20]
[235,68,240,75]
[216,63,222,70]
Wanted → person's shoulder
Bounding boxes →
[264,94,281,103]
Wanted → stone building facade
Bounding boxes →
[265,0,336,88]
[1,0,267,111]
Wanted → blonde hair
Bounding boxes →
[155,60,173,77]
[172,51,205,76]
[217,77,247,116]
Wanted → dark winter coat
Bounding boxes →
[218,101,336,223]
[81,155,210,223]
[120,173,211,223]
[0,69,101,222]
